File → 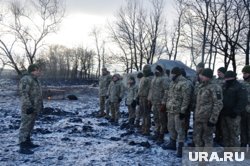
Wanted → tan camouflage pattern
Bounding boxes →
[168,113,186,142]
[99,74,112,96]
[222,116,241,147]
[126,84,138,105]
[165,75,192,114]
[107,80,124,103]
[19,74,43,143]
[194,121,215,147]
[194,81,223,124]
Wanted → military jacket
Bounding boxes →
[148,76,170,104]
[241,80,250,113]
[107,80,124,103]
[137,76,153,98]
[19,74,43,113]
[165,75,192,114]
[195,81,223,124]
[126,84,138,105]
[99,74,112,96]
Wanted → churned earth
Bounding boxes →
[0,78,181,166]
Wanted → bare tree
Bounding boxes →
[0,0,65,75]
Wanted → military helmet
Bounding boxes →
[171,67,181,76]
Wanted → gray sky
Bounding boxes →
[47,0,175,48]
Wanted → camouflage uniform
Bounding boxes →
[138,64,153,135]
[221,77,247,147]
[194,81,223,147]
[99,71,112,116]
[107,75,124,123]
[165,75,192,143]
[213,78,224,144]
[19,73,43,144]
[126,80,138,125]
[148,64,170,139]
[241,78,250,146]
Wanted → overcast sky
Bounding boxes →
[47,0,175,48]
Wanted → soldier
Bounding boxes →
[162,67,192,158]
[135,72,143,127]
[126,75,138,129]
[19,64,43,154]
[98,68,112,117]
[220,71,247,148]
[193,68,223,149]
[148,64,170,144]
[107,74,124,125]
[241,65,250,148]
[137,64,153,136]
[214,67,226,144]
[180,68,194,140]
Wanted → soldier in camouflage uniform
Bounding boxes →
[126,75,138,128]
[135,72,143,127]
[162,67,192,158]
[137,64,153,135]
[220,71,247,148]
[214,67,226,144]
[107,74,124,125]
[241,66,250,148]
[148,64,170,144]
[19,64,43,154]
[193,68,223,149]
[98,68,112,117]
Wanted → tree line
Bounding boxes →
[0,0,250,79]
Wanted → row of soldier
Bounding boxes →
[98,63,250,158]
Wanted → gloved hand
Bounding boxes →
[26,107,35,115]
[179,113,185,120]
[118,98,122,103]
[207,121,215,127]
[131,100,137,108]
[229,113,237,119]
[106,96,109,99]
[160,104,166,112]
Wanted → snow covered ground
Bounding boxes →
[0,78,182,166]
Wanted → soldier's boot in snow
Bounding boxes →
[19,142,34,155]
[135,120,140,128]
[149,132,159,141]
[176,142,184,158]
[156,133,164,145]
[162,138,176,150]
[26,137,39,148]
[129,118,135,130]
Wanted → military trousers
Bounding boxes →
[221,116,241,147]
[241,111,250,145]
[168,112,185,142]
[193,121,215,147]
[110,102,120,122]
[128,105,136,122]
[19,112,38,144]
[139,97,151,134]
[152,103,167,135]
[99,96,106,114]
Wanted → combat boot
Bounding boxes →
[149,132,159,141]
[156,133,164,145]
[135,120,140,128]
[176,142,184,158]
[162,138,176,150]
[26,138,39,148]
[19,142,34,155]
